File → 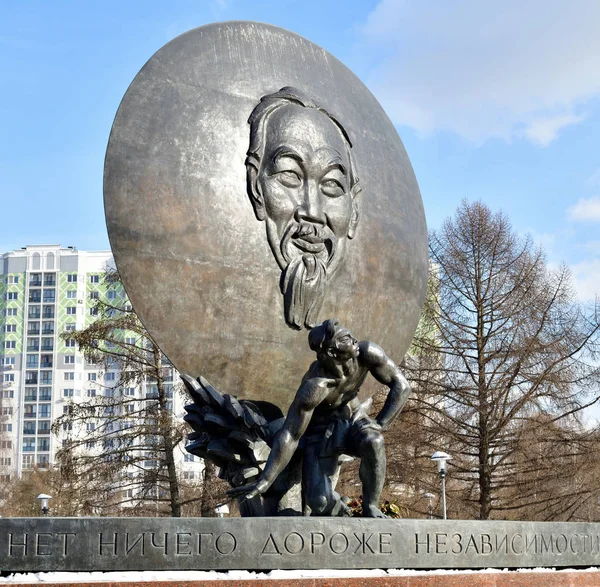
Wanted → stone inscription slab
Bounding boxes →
[2,518,600,572]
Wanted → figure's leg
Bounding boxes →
[356,429,387,518]
[302,441,345,516]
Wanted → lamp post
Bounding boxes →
[430,451,451,519]
[37,493,52,516]
[423,492,435,519]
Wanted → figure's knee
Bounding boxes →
[360,431,385,457]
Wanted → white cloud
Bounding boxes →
[524,113,586,147]
[357,0,600,144]
[569,197,600,222]
[571,258,600,302]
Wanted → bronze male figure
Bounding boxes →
[229,318,411,517]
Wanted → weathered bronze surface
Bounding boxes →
[183,319,411,517]
[104,22,427,410]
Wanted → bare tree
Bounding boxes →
[406,200,600,520]
[53,269,201,517]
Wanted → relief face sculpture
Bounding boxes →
[246,87,361,330]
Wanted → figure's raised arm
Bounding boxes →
[227,377,330,500]
[362,342,411,431]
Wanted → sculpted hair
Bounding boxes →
[308,318,341,355]
[246,87,360,194]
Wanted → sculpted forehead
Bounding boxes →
[264,104,349,160]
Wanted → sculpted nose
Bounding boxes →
[295,179,325,225]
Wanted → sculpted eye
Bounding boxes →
[321,179,345,198]
[275,170,302,188]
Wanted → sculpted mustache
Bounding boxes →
[280,222,336,264]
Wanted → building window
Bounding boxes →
[2,390,14,399]
[65,323,76,332]
[124,337,136,345]
[2,407,14,416]
[39,372,52,384]
[43,289,55,303]
[86,423,96,431]
[37,438,50,452]
[6,308,18,317]
[184,453,195,462]
[89,307,98,316]
[63,388,74,397]
[88,373,97,381]
[107,290,117,300]
[125,387,135,396]
[38,420,51,434]
[38,404,51,418]
[66,290,77,299]
[8,275,19,284]
[0,457,12,466]
[7,292,18,301]
[89,291,99,300]
[64,355,75,365]
[1,424,12,433]
[22,454,34,468]
[105,372,116,381]
[23,422,36,435]
[24,388,37,401]
[3,374,15,383]
[42,321,54,335]
[66,306,77,315]
[1,441,13,449]
[41,338,53,351]
[39,388,52,401]
[64,373,75,381]
[44,272,56,286]
[65,338,76,348]
[87,389,96,397]
[183,471,196,480]
[5,341,16,349]
[3,357,16,366]
[67,274,78,283]
[85,441,95,449]
[30,273,42,286]
[42,305,54,319]
[37,455,50,467]
[90,275,99,284]
[25,371,38,385]
[26,355,39,368]
[5,324,16,333]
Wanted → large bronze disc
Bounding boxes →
[104,21,427,410]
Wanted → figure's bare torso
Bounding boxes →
[305,343,372,426]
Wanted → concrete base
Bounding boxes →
[2,570,600,586]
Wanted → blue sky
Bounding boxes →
[2,0,599,301]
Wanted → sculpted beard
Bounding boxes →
[280,222,337,330]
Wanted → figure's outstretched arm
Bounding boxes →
[364,342,412,431]
[227,379,328,500]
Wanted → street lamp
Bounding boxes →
[430,451,451,519]
[37,493,52,516]
[423,492,435,519]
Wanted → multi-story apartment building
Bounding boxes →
[0,245,202,488]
